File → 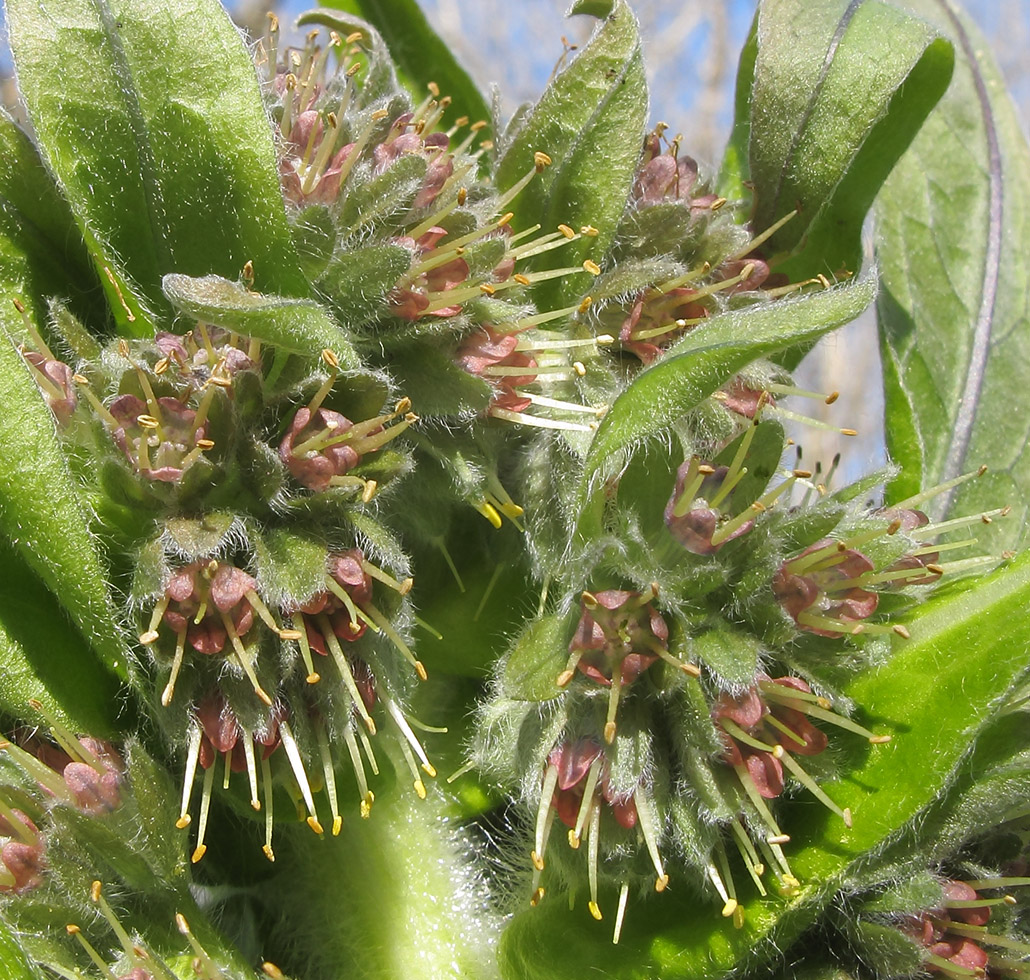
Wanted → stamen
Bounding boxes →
[396,736,427,799]
[191,762,216,862]
[342,724,374,817]
[432,537,465,592]
[570,756,603,848]
[261,753,275,861]
[222,746,233,791]
[66,924,119,980]
[358,727,380,776]
[489,407,593,432]
[520,392,606,416]
[363,602,427,679]
[720,717,778,754]
[733,762,788,842]
[385,699,436,777]
[316,616,377,733]
[0,796,37,845]
[494,154,550,212]
[534,764,559,870]
[730,818,767,895]
[587,799,602,920]
[278,721,323,833]
[90,881,138,960]
[220,611,273,706]
[939,920,1030,956]
[175,914,220,980]
[516,332,614,351]
[290,613,321,684]
[173,729,203,832]
[160,630,188,707]
[909,508,1009,538]
[333,108,390,190]
[13,298,55,358]
[360,560,412,595]
[765,381,839,404]
[613,882,630,944]
[713,839,740,921]
[892,465,987,511]
[473,561,506,620]
[241,732,260,811]
[724,210,798,261]
[604,669,623,743]
[634,789,669,891]
[314,718,342,835]
[777,750,851,825]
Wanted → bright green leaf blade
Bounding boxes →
[0,307,129,681]
[494,0,643,281]
[311,0,492,139]
[876,0,1030,551]
[162,273,360,367]
[717,13,759,202]
[580,278,876,501]
[0,914,41,980]
[499,550,1030,979]
[749,0,953,277]
[0,540,123,737]
[0,109,100,326]
[7,0,309,335]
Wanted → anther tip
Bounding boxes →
[175,815,192,829]
[603,721,616,744]
[263,844,275,862]
[191,844,207,864]
[588,901,603,921]
[567,829,581,850]
[531,850,545,871]
[251,799,261,811]
[869,734,892,744]
[842,807,853,828]
[256,687,274,706]
[415,661,428,681]
[332,816,343,836]
[721,899,738,918]
[556,669,575,688]
[262,963,286,980]
[414,779,427,799]
[655,874,669,893]
[306,673,321,684]
[66,924,80,935]
[306,817,324,835]
[530,887,545,906]
[139,630,160,644]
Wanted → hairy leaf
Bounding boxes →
[876,0,1030,553]
[7,0,308,334]
[748,0,953,278]
[495,0,645,307]
[162,273,360,366]
[0,306,129,681]
[580,277,876,503]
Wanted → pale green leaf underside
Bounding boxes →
[876,0,1030,554]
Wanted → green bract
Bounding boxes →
[0,0,1025,978]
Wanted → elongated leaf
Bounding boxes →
[0,541,122,736]
[0,306,129,681]
[0,109,99,326]
[876,0,1030,552]
[312,0,492,138]
[717,14,759,202]
[580,278,876,501]
[162,273,360,367]
[747,0,952,278]
[7,0,309,335]
[499,550,1030,979]
[494,0,645,301]
[0,915,40,980]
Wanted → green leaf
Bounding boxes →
[7,0,309,334]
[494,0,646,307]
[0,540,123,737]
[748,0,953,278]
[876,0,1030,551]
[309,1,492,140]
[579,278,876,504]
[0,109,99,326]
[0,914,41,980]
[717,14,758,202]
[162,273,360,367]
[498,550,1030,979]
[0,306,129,681]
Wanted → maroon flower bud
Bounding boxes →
[568,589,669,689]
[713,677,828,800]
[0,810,43,893]
[391,227,470,321]
[279,407,364,492]
[618,287,707,364]
[161,561,256,655]
[23,350,77,424]
[291,549,373,654]
[456,327,537,414]
[547,740,638,831]
[633,152,699,206]
[108,393,205,483]
[772,539,878,636]
[664,461,754,555]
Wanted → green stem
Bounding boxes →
[270,756,501,979]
